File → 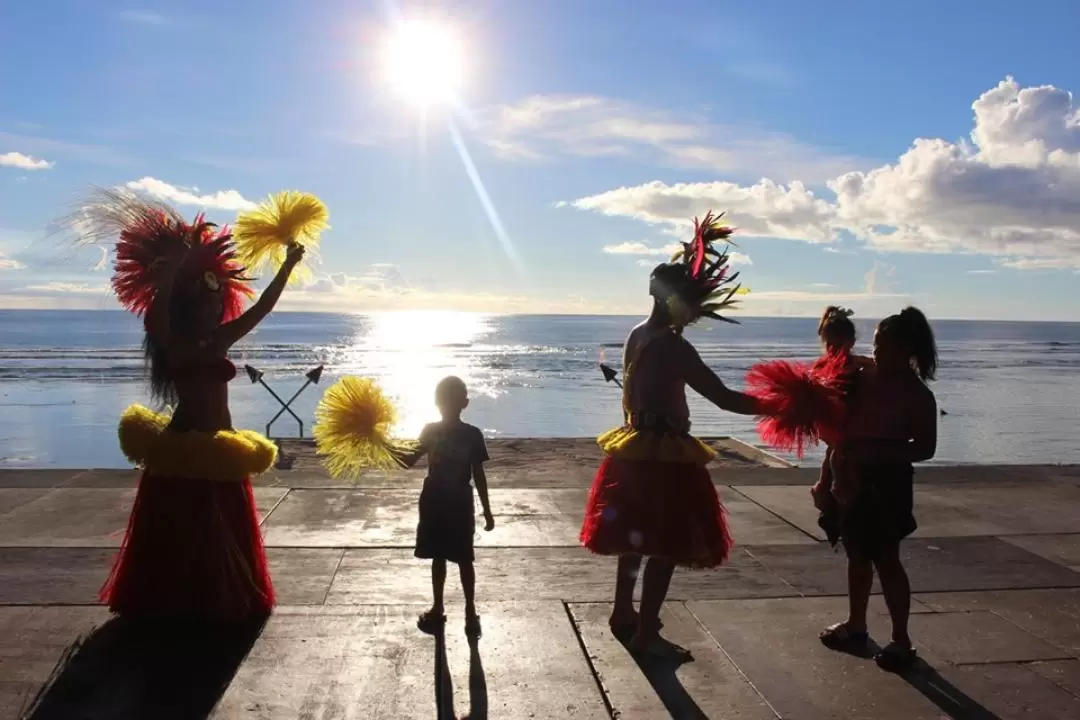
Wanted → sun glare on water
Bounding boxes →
[341,312,492,438]
[382,19,464,108]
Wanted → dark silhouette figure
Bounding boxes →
[23,615,263,719]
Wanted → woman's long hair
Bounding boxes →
[880,306,938,381]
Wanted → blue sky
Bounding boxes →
[2,0,1080,320]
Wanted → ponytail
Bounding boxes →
[818,305,856,350]
[881,306,937,381]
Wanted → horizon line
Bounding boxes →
[0,307,1076,324]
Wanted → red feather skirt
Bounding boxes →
[580,456,733,569]
[101,472,275,620]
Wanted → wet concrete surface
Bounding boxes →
[3,457,1080,718]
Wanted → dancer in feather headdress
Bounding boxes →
[74,188,310,621]
[580,211,767,656]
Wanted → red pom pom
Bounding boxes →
[745,353,848,458]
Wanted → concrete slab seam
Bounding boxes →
[728,486,823,544]
[562,602,618,720]
[683,601,783,719]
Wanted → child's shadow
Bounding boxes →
[433,630,488,720]
[624,639,709,719]
[22,614,263,720]
[830,639,1002,720]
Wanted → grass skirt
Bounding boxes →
[102,406,277,620]
[580,453,733,569]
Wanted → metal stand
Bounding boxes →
[245,364,325,438]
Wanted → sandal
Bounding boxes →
[417,610,446,635]
[820,622,868,653]
[465,613,482,639]
[875,642,917,672]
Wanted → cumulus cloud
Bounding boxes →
[118,10,171,25]
[0,152,53,170]
[125,177,256,211]
[570,77,1080,272]
[283,264,618,314]
[0,255,25,270]
[603,240,752,267]
[482,95,870,183]
[863,261,896,295]
[576,180,836,244]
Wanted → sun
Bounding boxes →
[382,19,464,108]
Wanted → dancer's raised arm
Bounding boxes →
[217,242,305,347]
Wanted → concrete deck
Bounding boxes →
[2,442,1080,718]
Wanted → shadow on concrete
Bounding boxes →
[629,639,709,719]
[461,635,488,720]
[434,629,456,720]
[22,615,263,720]
[433,630,488,720]
[900,657,1002,720]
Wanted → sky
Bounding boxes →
[2,0,1080,320]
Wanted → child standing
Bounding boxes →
[404,376,495,638]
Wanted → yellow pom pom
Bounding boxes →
[233,190,329,285]
[313,376,415,478]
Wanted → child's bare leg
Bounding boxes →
[873,544,911,647]
[634,557,675,646]
[431,558,447,614]
[418,559,448,633]
[459,560,476,618]
[611,553,642,627]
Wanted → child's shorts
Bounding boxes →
[415,486,475,564]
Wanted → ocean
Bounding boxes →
[1,309,1078,469]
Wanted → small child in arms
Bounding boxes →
[402,376,494,638]
[810,307,871,538]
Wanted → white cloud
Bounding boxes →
[482,95,870,183]
[603,241,752,268]
[283,265,621,314]
[0,257,25,270]
[125,177,256,211]
[863,261,896,295]
[603,241,679,257]
[118,10,171,25]
[967,269,998,275]
[569,77,1080,271]
[575,180,836,244]
[20,281,109,295]
[0,152,53,170]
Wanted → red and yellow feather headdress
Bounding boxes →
[72,189,253,321]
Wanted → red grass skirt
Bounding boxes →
[580,456,733,568]
[101,472,275,620]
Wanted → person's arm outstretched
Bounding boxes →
[397,424,432,469]
[679,338,763,416]
[215,243,305,349]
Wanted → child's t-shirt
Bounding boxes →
[418,420,489,493]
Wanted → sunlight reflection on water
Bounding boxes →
[332,311,497,437]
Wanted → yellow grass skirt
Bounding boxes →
[597,425,717,466]
[118,405,277,482]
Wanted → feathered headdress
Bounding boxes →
[72,189,253,321]
[654,210,746,327]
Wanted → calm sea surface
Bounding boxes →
[1,310,1078,469]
